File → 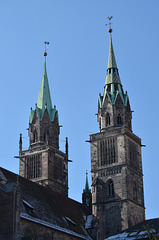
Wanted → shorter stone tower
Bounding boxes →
[90,28,145,239]
[82,172,92,213]
[18,51,70,196]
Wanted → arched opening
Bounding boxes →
[117,114,122,125]
[106,113,110,126]
[107,179,114,197]
[33,130,38,143]
[44,132,46,142]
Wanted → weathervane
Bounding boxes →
[105,16,113,33]
[44,41,49,56]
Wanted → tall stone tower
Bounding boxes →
[90,28,145,239]
[19,51,69,196]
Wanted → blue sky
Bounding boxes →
[0,0,159,220]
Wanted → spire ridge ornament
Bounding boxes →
[44,41,49,56]
[105,16,113,33]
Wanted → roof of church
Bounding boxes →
[105,218,159,240]
[30,56,58,123]
[0,167,92,240]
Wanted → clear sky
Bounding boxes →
[0,0,159,220]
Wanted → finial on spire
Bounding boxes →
[44,41,49,56]
[105,16,113,33]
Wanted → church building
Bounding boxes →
[1,24,158,240]
[0,49,94,240]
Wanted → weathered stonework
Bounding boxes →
[90,32,145,239]
[19,57,69,197]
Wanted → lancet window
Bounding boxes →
[107,179,114,197]
[117,114,122,125]
[26,154,42,179]
[129,141,138,169]
[33,130,38,143]
[106,113,110,126]
[44,132,46,142]
[100,138,116,166]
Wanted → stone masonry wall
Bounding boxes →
[20,218,88,240]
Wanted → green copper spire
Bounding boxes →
[37,56,52,110]
[30,53,57,123]
[107,33,117,69]
[85,171,90,193]
[105,33,121,85]
[98,29,128,108]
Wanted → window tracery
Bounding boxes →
[100,138,116,166]
[27,154,42,179]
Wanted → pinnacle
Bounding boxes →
[85,171,90,193]
[37,56,53,111]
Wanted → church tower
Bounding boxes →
[19,50,69,196]
[90,27,145,239]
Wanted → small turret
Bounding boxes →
[82,171,92,213]
[65,137,68,157]
[19,134,22,153]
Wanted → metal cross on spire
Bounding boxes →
[44,41,49,56]
[105,16,113,33]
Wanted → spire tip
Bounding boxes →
[106,16,113,33]
[44,41,49,56]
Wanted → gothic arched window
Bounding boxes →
[107,179,114,197]
[33,130,38,143]
[106,113,110,126]
[117,114,122,125]
[44,132,46,142]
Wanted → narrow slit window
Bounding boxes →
[117,114,122,125]
[106,113,110,126]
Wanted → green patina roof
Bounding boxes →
[85,172,90,193]
[99,32,128,107]
[107,33,117,69]
[105,33,121,85]
[99,90,128,107]
[30,56,58,123]
[37,56,52,110]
